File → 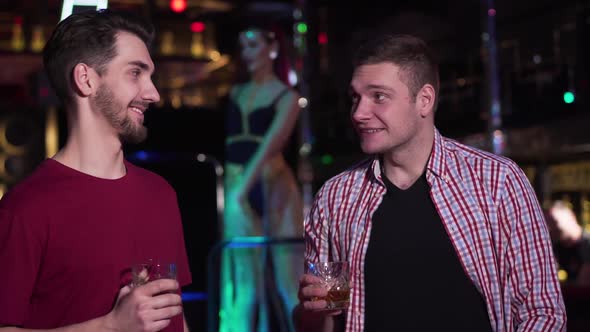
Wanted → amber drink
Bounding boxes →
[306,261,350,310]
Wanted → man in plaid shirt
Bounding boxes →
[294,34,566,332]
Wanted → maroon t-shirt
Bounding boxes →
[0,159,191,330]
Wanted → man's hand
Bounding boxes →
[105,279,183,332]
[297,274,342,315]
[293,274,342,332]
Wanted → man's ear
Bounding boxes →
[72,63,98,97]
[417,84,436,117]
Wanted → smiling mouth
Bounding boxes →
[129,107,144,115]
[359,129,384,134]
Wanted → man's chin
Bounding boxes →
[360,144,383,155]
[121,128,148,145]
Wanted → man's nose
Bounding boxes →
[351,99,371,121]
[143,80,160,104]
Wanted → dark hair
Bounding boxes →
[43,9,155,103]
[353,34,440,110]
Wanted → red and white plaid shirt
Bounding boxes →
[304,129,566,332]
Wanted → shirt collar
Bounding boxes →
[426,128,447,179]
[369,128,448,184]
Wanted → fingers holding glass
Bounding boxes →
[132,260,177,287]
[305,261,351,311]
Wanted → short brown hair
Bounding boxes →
[43,9,154,103]
[353,34,440,110]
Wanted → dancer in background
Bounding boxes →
[221,24,303,332]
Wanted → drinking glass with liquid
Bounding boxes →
[306,261,350,310]
[131,259,177,287]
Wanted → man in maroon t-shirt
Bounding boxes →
[0,9,191,332]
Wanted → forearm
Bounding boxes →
[0,316,110,332]
[240,128,290,193]
[240,96,299,193]
[240,150,270,194]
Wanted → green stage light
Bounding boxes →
[297,23,308,34]
[321,154,334,165]
[563,91,575,104]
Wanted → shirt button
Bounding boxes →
[356,312,362,317]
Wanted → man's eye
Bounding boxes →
[374,93,386,102]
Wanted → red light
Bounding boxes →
[318,32,328,45]
[14,16,23,25]
[170,0,187,13]
[488,8,496,16]
[295,58,303,70]
[190,22,206,33]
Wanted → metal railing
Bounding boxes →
[206,236,304,332]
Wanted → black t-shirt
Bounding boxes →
[364,172,492,331]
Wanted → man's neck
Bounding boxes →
[53,110,126,179]
[381,127,434,190]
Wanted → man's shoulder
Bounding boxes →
[318,158,374,193]
[125,161,175,193]
[0,160,61,212]
[442,135,520,171]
